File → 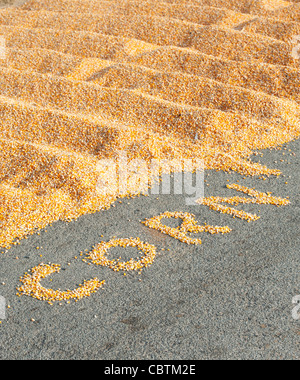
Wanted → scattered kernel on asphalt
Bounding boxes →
[87,237,157,272]
[143,211,231,245]
[17,263,105,303]
[198,184,290,221]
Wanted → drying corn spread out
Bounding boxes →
[0,0,299,249]
[0,0,297,304]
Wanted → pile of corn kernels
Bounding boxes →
[0,0,298,250]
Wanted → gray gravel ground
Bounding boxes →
[0,138,299,360]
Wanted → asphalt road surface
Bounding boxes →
[0,138,299,360]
